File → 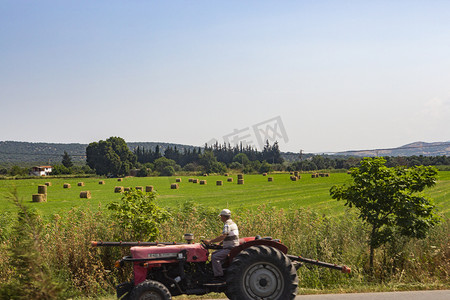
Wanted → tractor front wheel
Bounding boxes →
[129,280,171,300]
[226,245,298,300]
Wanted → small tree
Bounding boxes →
[61,151,73,168]
[107,189,170,241]
[330,157,440,272]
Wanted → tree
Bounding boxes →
[86,137,137,176]
[107,188,170,241]
[330,157,440,272]
[61,151,73,168]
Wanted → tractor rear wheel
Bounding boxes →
[226,245,298,300]
[129,280,171,300]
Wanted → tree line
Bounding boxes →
[1,136,449,177]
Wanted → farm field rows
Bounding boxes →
[1,171,449,218]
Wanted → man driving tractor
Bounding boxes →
[204,208,239,282]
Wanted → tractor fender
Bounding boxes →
[228,239,288,262]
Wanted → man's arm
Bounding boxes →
[204,233,227,245]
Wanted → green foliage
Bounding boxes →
[233,153,250,166]
[61,151,73,168]
[153,157,177,173]
[160,166,175,176]
[86,136,137,177]
[259,161,273,174]
[0,189,63,299]
[107,189,170,241]
[199,150,227,173]
[50,164,71,175]
[330,157,440,271]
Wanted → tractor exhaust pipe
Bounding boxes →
[287,255,351,273]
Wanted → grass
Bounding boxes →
[1,172,449,218]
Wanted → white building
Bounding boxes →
[30,166,52,176]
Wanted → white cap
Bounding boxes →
[218,209,231,217]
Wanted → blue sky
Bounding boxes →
[1,0,449,153]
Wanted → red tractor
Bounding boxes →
[92,234,350,300]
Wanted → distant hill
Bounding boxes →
[0,140,448,167]
[330,141,450,157]
[0,141,198,167]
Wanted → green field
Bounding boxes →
[1,171,449,218]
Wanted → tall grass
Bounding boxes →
[0,198,448,299]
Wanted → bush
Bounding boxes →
[160,166,175,176]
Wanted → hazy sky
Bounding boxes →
[1,0,449,153]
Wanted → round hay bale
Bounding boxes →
[114,186,124,193]
[176,178,182,182]
[135,186,143,191]
[311,174,318,178]
[263,173,268,176]
[117,178,123,182]
[192,179,199,184]
[294,171,299,177]
[188,178,193,182]
[224,173,229,176]
[325,173,330,177]
[146,185,154,192]
[203,174,208,177]
[237,179,244,185]
[200,180,207,185]
[124,187,131,192]
[77,182,85,187]
[290,176,298,181]
[80,191,91,199]
[268,177,274,182]
[237,174,244,180]
[319,173,325,177]
[227,177,233,182]
[216,180,223,186]
[44,182,52,186]
[38,185,47,194]
[99,180,105,185]
[63,183,71,189]
[32,194,45,203]
[171,183,179,189]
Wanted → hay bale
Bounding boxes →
[63,183,71,189]
[171,183,179,189]
[192,179,199,183]
[77,182,85,187]
[290,176,298,181]
[176,178,182,182]
[237,174,244,180]
[80,191,91,199]
[325,173,330,177]
[203,173,208,177]
[216,180,223,186]
[294,171,299,177]
[38,185,47,194]
[99,180,105,185]
[117,178,123,182]
[146,185,154,192]
[224,173,229,176]
[44,182,52,186]
[290,172,294,175]
[311,174,318,178]
[114,186,124,193]
[136,186,143,191]
[227,177,233,182]
[32,194,45,203]
[124,187,131,192]
[237,179,244,185]
[268,177,274,182]
[188,178,193,182]
[263,173,268,176]
[200,180,207,185]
